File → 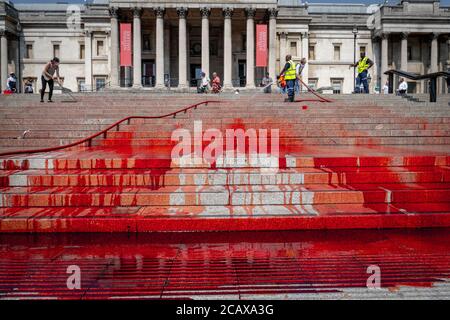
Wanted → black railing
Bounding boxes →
[384,69,450,103]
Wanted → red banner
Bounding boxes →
[120,23,132,67]
[256,24,268,67]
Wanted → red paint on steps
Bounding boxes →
[0,229,448,299]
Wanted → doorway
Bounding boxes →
[190,64,202,87]
[142,60,155,87]
[238,60,246,87]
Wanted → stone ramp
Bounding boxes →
[0,93,450,232]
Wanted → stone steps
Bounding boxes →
[1,93,449,232]
[2,167,447,187]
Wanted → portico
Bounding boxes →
[108,1,278,90]
[373,0,450,94]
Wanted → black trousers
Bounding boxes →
[40,76,54,101]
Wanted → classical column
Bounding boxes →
[177,7,188,88]
[109,7,119,88]
[245,8,256,88]
[164,26,170,76]
[200,7,210,76]
[301,32,309,90]
[133,7,142,88]
[154,7,165,88]
[223,7,233,89]
[0,30,8,92]
[267,8,278,83]
[400,32,409,72]
[279,32,287,69]
[381,33,389,88]
[430,33,439,73]
[84,30,93,90]
[447,38,450,93]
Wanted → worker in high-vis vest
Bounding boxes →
[350,52,374,94]
[279,54,297,102]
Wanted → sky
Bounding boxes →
[8,0,450,5]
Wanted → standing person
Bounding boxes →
[211,72,222,94]
[296,58,307,94]
[40,57,61,103]
[350,52,374,94]
[279,54,297,102]
[382,81,389,95]
[6,73,17,93]
[261,72,273,94]
[397,78,408,96]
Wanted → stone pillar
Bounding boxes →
[279,32,287,70]
[109,7,119,88]
[447,38,450,64]
[268,8,278,83]
[400,32,409,72]
[84,30,92,90]
[154,7,165,88]
[177,7,188,89]
[133,7,142,88]
[223,7,233,89]
[431,33,439,73]
[245,8,256,88]
[381,33,389,88]
[164,27,170,77]
[301,32,309,90]
[0,30,7,92]
[447,38,450,93]
[200,7,210,77]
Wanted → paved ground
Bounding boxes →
[0,228,448,300]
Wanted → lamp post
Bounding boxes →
[352,25,358,93]
[17,22,22,93]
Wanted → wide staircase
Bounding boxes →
[0,92,450,232]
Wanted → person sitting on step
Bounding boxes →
[198,72,210,94]
[397,78,408,96]
[211,72,222,94]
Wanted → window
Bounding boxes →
[308,45,315,60]
[408,45,421,61]
[290,41,297,57]
[80,44,85,60]
[333,45,341,61]
[407,81,416,94]
[53,44,60,58]
[142,34,151,51]
[331,79,343,94]
[95,77,106,91]
[25,44,33,59]
[96,40,104,56]
[308,78,318,90]
[77,78,86,92]
[242,34,246,51]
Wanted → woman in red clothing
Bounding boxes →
[211,72,222,94]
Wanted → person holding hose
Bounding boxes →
[279,54,297,102]
[350,52,373,94]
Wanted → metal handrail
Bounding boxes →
[384,69,450,102]
[0,100,221,157]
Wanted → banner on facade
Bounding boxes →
[256,24,268,67]
[120,23,132,67]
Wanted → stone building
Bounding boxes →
[0,0,449,94]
